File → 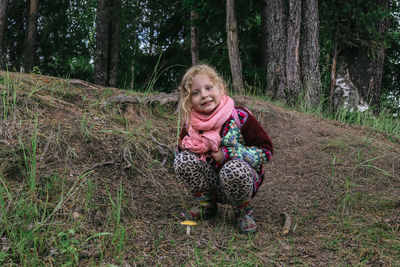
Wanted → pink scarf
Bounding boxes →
[182,95,234,160]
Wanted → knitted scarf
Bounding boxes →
[182,95,234,160]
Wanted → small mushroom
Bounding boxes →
[181,220,197,235]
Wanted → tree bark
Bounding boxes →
[94,0,110,86]
[23,0,39,73]
[94,0,120,87]
[329,33,338,113]
[300,0,321,106]
[285,0,301,105]
[347,0,389,114]
[260,0,268,75]
[190,10,199,65]
[226,0,244,95]
[108,0,120,87]
[0,0,8,70]
[265,0,287,99]
[264,0,321,106]
[333,55,368,112]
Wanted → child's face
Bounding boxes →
[190,73,223,115]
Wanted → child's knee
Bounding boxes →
[219,159,253,203]
[174,151,199,172]
[220,159,253,181]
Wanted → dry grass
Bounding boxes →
[0,71,399,266]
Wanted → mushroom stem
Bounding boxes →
[181,220,197,235]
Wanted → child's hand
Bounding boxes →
[210,148,224,163]
[178,137,188,151]
[178,143,188,151]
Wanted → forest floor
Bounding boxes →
[0,71,399,266]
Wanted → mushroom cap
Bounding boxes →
[180,220,197,226]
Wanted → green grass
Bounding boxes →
[20,115,39,191]
[333,107,400,140]
[0,71,17,120]
[249,92,400,141]
[0,70,399,265]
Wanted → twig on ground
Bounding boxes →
[281,212,292,235]
[123,147,133,169]
[0,139,9,145]
[149,130,174,165]
[83,161,115,174]
[39,131,54,162]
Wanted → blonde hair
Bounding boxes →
[177,64,227,124]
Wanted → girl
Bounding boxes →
[174,64,273,233]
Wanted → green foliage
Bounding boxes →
[56,229,80,265]
[2,0,400,115]
[5,0,96,79]
[320,0,389,50]
[0,72,16,120]
[319,0,399,114]
[4,0,27,71]
[37,0,97,81]
[20,116,39,191]
[382,1,400,116]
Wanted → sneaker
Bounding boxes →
[234,205,257,234]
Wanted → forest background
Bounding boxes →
[0,1,400,265]
[0,0,399,116]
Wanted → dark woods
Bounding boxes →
[0,0,399,114]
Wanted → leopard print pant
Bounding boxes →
[174,151,254,205]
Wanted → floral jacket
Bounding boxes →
[178,107,273,196]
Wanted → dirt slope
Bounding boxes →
[1,71,399,266]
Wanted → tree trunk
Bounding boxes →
[94,0,110,86]
[226,0,244,95]
[347,0,389,114]
[23,0,39,73]
[94,0,120,87]
[108,0,120,87]
[260,0,268,75]
[265,0,287,99]
[285,0,301,105]
[264,0,321,106]
[0,0,8,70]
[334,55,368,112]
[300,0,321,106]
[190,10,199,65]
[329,33,338,113]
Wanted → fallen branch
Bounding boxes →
[281,212,292,235]
[32,94,75,109]
[102,95,140,107]
[103,92,179,108]
[69,79,103,90]
[83,161,115,174]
